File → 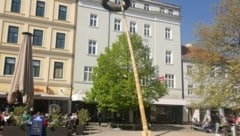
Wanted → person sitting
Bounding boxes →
[3,111,11,126]
[22,110,30,124]
[202,118,212,132]
[192,117,201,127]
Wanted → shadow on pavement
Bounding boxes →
[151,124,186,136]
[81,123,190,136]
[151,124,186,131]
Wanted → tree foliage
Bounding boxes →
[190,0,240,109]
[85,33,167,112]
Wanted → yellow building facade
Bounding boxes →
[0,0,77,113]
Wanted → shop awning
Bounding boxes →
[71,91,86,101]
[0,92,6,97]
[34,94,69,100]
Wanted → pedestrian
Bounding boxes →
[3,111,11,126]
[214,113,221,134]
[0,111,3,128]
[97,111,102,126]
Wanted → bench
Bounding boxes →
[191,124,205,132]
[191,123,213,133]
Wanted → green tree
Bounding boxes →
[190,0,240,109]
[85,33,167,112]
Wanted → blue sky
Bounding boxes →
[159,0,220,45]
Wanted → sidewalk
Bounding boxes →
[80,123,215,136]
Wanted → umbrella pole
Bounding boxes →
[119,1,151,136]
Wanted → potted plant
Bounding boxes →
[2,105,30,136]
[75,108,91,135]
[46,110,68,136]
[12,106,30,127]
[47,110,64,129]
[77,108,91,126]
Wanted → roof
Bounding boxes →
[182,44,228,63]
[181,44,207,61]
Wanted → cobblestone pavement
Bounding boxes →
[80,123,215,136]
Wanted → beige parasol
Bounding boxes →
[7,32,34,107]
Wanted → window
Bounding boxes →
[33,29,43,46]
[211,66,223,77]
[187,65,192,75]
[168,9,173,15]
[84,66,93,81]
[90,14,98,27]
[36,1,45,17]
[56,32,65,49]
[160,7,165,13]
[7,26,19,43]
[58,5,67,20]
[33,60,40,77]
[88,40,97,55]
[165,74,175,88]
[11,0,21,12]
[144,4,149,11]
[54,62,63,79]
[210,67,215,77]
[4,57,15,75]
[165,51,172,64]
[215,66,224,77]
[129,21,136,34]
[130,1,136,8]
[187,84,193,95]
[114,0,120,4]
[165,27,172,39]
[144,24,151,36]
[114,19,121,31]
[149,48,153,59]
[140,76,149,86]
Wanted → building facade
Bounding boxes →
[0,0,77,113]
[73,0,186,123]
[181,43,200,123]
[182,43,229,123]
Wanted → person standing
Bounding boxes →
[214,113,221,134]
[0,112,3,128]
[97,111,102,126]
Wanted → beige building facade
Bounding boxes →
[0,0,77,113]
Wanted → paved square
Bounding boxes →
[80,123,215,136]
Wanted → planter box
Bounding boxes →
[76,124,84,135]
[46,127,68,136]
[3,126,29,136]
[3,126,69,136]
